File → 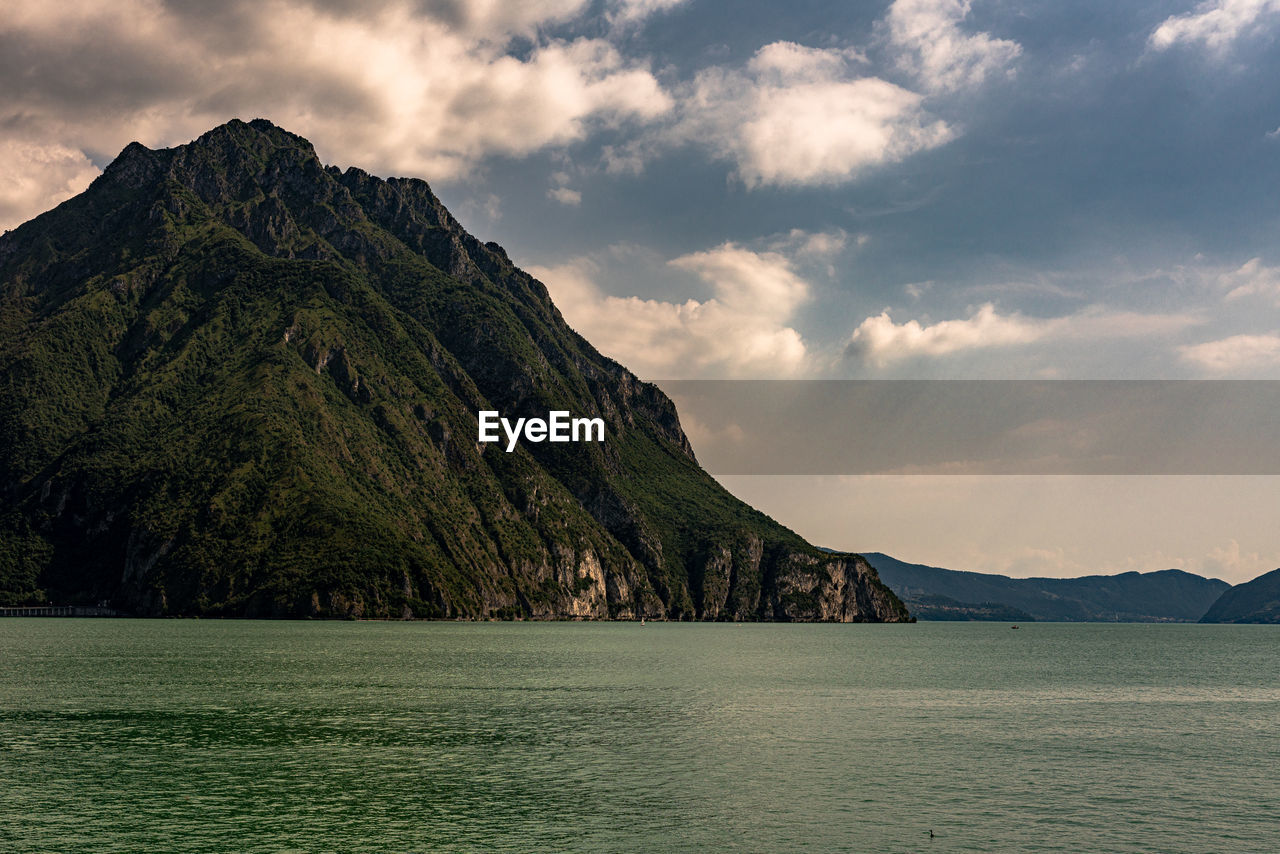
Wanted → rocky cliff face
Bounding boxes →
[0,119,908,622]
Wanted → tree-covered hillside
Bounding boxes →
[0,119,906,622]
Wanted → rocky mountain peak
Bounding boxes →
[0,120,907,623]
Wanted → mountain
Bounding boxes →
[0,119,907,622]
[1199,568,1280,623]
[865,553,1228,622]
[897,594,1035,622]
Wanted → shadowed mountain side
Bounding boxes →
[898,594,1035,622]
[865,553,1227,622]
[0,119,907,622]
[1199,569,1280,623]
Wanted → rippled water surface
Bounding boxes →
[1,620,1277,852]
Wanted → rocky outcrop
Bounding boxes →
[773,552,908,622]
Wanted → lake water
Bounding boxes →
[1,620,1276,852]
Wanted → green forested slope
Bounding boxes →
[0,119,906,622]
[1200,569,1280,623]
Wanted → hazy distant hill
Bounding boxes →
[901,594,1035,622]
[0,119,906,622]
[1199,568,1280,623]
[865,553,1228,622]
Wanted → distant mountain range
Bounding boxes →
[864,553,1230,622]
[1199,568,1280,623]
[899,593,1035,622]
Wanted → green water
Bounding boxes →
[1,621,1276,853]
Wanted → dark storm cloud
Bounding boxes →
[0,29,199,115]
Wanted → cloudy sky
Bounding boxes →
[4,0,1280,581]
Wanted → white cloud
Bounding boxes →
[482,194,503,221]
[1198,539,1274,582]
[1149,0,1280,53]
[678,411,748,450]
[0,139,100,231]
[665,41,953,187]
[547,186,583,205]
[768,227,851,259]
[903,281,934,300]
[0,0,671,229]
[422,0,594,40]
[1179,333,1280,373]
[749,41,870,78]
[993,540,1274,582]
[884,0,1022,93]
[849,303,1041,364]
[1219,257,1280,303]
[0,4,979,224]
[608,0,689,26]
[530,239,822,378]
[848,303,1201,366]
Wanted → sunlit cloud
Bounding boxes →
[848,303,1202,366]
[1149,0,1280,54]
[0,0,672,229]
[1180,333,1280,374]
[1219,257,1280,303]
[661,41,954,187]
[529,235,839,378]
[883,0,1022,92]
